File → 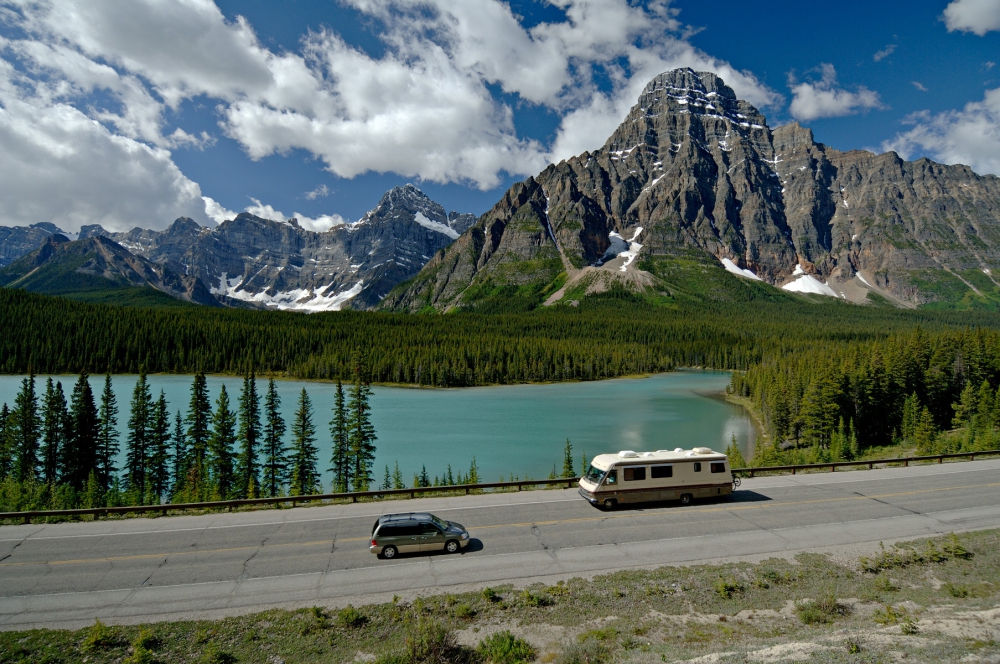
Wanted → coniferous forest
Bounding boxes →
[4,284,1000,512]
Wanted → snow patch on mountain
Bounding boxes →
[782,273,838,297]
[414,211,460,240]
[721,257,762,281]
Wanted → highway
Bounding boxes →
[2,459,999,630]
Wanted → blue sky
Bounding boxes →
[0,0,998,232]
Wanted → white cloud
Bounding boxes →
[0,0,783,226]
[245,198,347,232]
[203,197,235,225]
[912,81,929,91]
[873,44,897,62]
[304,184,329,201]
[882,87,1000,176]
[788,64,885,122]
[943,0,1000,36]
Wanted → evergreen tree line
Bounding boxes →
[0,363,378,512]
[4,287,995,388]
[729,327,1000,466]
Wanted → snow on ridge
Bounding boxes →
[721,257,762,281]
[211,270,363,312]
[856,272,873,288]
[414,211,459,240]
[782,273,838,298]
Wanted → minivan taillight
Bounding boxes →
[371,539,377,546]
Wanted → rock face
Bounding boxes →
[0,223,77,267]
[385,68,1000,310]
[78,184,475,311]
[0,235,219,305]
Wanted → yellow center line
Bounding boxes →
[3,481,997,568]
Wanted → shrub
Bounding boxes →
[453,603,476,620]
[404,617,467,664]
[873,604,908,626]
[123,627,158,664]
[557,638,609,664]
[714,576,744,599]
[945,582,969,598]
[338,605,367,628]
[796,590,848,624]
[198,645,236,664]
[874,575,898,592]
[520,589,551,607]
[81,619,117,652]
[477,630,535,664]
[482,587,499,602]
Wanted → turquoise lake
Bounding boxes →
[0,371,755,487]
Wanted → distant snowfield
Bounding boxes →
[211,272,364,312]
[782,265,838,297]
[414,211,459,240]
[720,257,762,281]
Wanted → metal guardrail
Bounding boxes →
[2,450,998,524]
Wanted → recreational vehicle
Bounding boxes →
[578,447,734,509]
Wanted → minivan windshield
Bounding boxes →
[430,515,449,530]
[583,464,606,484]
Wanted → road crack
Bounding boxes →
[0,527,43,564]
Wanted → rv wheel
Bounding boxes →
[679,493,693,505]
[603,498,617,510]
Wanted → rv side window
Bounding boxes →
[650,465,673,479]
[603,470,617,485]
[711,462,726,473]
[623,466,646,481]
[693,462,702,472]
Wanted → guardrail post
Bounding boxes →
[831,465,836,472]
[791,468,795,475]
[904,460,909,467]
[868,462,873,469]
[352,496,357,503]
[970,455,974,461]
[410,490,415,499]
[749,469,755,478]
[938,457,943,464]
[22,515,30,524]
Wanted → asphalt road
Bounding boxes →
[2,459,1000,630]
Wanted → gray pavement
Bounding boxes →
[1,459,999,630]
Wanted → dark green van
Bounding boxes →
[370,512,470,559]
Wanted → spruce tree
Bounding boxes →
[289,388,319,496]
[392,460,404,489]
[467,456,479,484]
[235,370,261,499]
[12,372,39,482]
[725,433,747,468]
[96,373,120,492]
[40,379,69,484]
[329,380,350,493]
[561,438,575,478]
[64,373,99,490]
[148,391,171,501]
[125,373,153,496]
[380,464,391,491]
[418,465,430,488]
[185,372,212,494]
[0,404,12,479]
[170,411,186,497]
[208,385,237,499]
[262,379,287,497]
[347,360,377,492]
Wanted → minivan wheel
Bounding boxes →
[381,545,398,559]
[603,498,617,510]
[679,493,693,505]
[445,540,460,554]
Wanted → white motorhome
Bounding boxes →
[578,447,733,509]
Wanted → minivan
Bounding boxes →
[370,512,470,558]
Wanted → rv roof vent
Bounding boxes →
[641,452,653,457]
[655,450,671,454]
[685,451,696,457]
[674,448,684,453]
[693,447,714,455]
[618,450,638,458]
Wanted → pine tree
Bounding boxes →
[96,373,120,492]
[848,419,859,459]
[467,456,479,485]
[561,438,575,478]
[125,372,153,496]
[12,372,39,482]
[235,370,261,499]
[186,372,212,479]
[445,464,454,486]
[901,393,920,441]
[64,373,99,490]
[0,404,12,479]
[914,407,938,455]
[329,380,351,493]
[148,391,171,502]
[170,410,186,497]
[725,433,747,468]
[261,379,287,498]
[347,360,378,492]
[580,452,588,473]
[392,460,404,489]
[418,465,430,488]
[208,385,237,499]
[40,379,69,484]
[289,388,319,496]
[380,464,391,491]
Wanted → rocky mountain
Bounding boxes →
[0,235,219,305]
[2,184,474,311]
[384,68,1000,311]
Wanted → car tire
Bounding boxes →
[680,493,693,505]
[603,498,617,510]
[381,545,398,559]
[445,540,460,554]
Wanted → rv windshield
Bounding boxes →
[583,464,605,484]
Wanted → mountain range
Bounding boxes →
[3,68,1000,312]
[383,68,1000,312]
[0,185,475,310]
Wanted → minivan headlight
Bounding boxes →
[460,532,469,539]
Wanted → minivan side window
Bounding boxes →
[396,524,421,536]
[650,465,673,479]
[378,524,400,537]
[693,462,702,472]
[710,462,726,473]
[603,469,617,485]
[418,522,440,534]
[623,466,646,481]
